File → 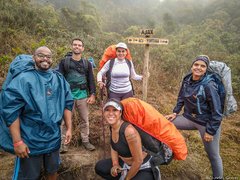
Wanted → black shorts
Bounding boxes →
[12,149,60,180]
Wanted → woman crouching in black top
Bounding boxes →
[95,98,159,180]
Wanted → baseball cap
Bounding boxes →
[116,42,128,50]
[103,100,122,111]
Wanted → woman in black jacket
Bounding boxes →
[165,55,223,179]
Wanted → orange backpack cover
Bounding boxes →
[121,98,187,160]
[99,45,132,70]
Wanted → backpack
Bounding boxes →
[121,98,188,165]
[99,44,132,70]
[183,72,226,116]
[88,57,96,68]
[133,125,174,166]
[62,52,90,90]
[62,52,89,75]
[99,45,134,94]
[208,61,238,116]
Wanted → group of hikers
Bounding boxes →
[0,38,225,180]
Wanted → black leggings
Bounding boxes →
[95,158,155,180]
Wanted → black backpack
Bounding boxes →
[133,125,174,166]
[117,121,173,166]
[63,52,89,75]
[62,52,90,90]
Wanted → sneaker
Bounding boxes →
[82,142,96,151]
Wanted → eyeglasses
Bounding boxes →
[36,53,52,59]
[117,50,126,53]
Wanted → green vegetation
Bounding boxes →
[0,0,239,178]
[0,0,239,96]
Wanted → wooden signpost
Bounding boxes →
[127,29,169,101]
[127,37,169,45]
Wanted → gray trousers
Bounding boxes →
[61,98,90,143]
[74,98,90,143]
[172,115,223,179]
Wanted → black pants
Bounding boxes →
[95,158,155,180]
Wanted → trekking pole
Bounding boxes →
[100,87,106,158]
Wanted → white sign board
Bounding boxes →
[127,37,169,45]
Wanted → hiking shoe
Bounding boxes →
[82,142,96,151]
[60,144,68,154]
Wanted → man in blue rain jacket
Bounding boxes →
[0,46,74,180]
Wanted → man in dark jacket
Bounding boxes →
[58,38,96,151]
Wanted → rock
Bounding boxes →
[58,146,107,180]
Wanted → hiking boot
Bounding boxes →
[82,142,95,151]
[60,144,68,154]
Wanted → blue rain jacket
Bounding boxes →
[0,62,73,155]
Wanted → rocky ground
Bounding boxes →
[0,146,103,180]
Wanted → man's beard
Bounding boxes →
[35,61,52,71]
[72,48,82,55]
[73,51,81,55]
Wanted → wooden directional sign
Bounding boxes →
[127,37,169,45]
[140,29,154,36]
[146,38,169,45]
[128,37,147,44]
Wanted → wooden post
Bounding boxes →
[142,44,150,101]
[127,29,168,101]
